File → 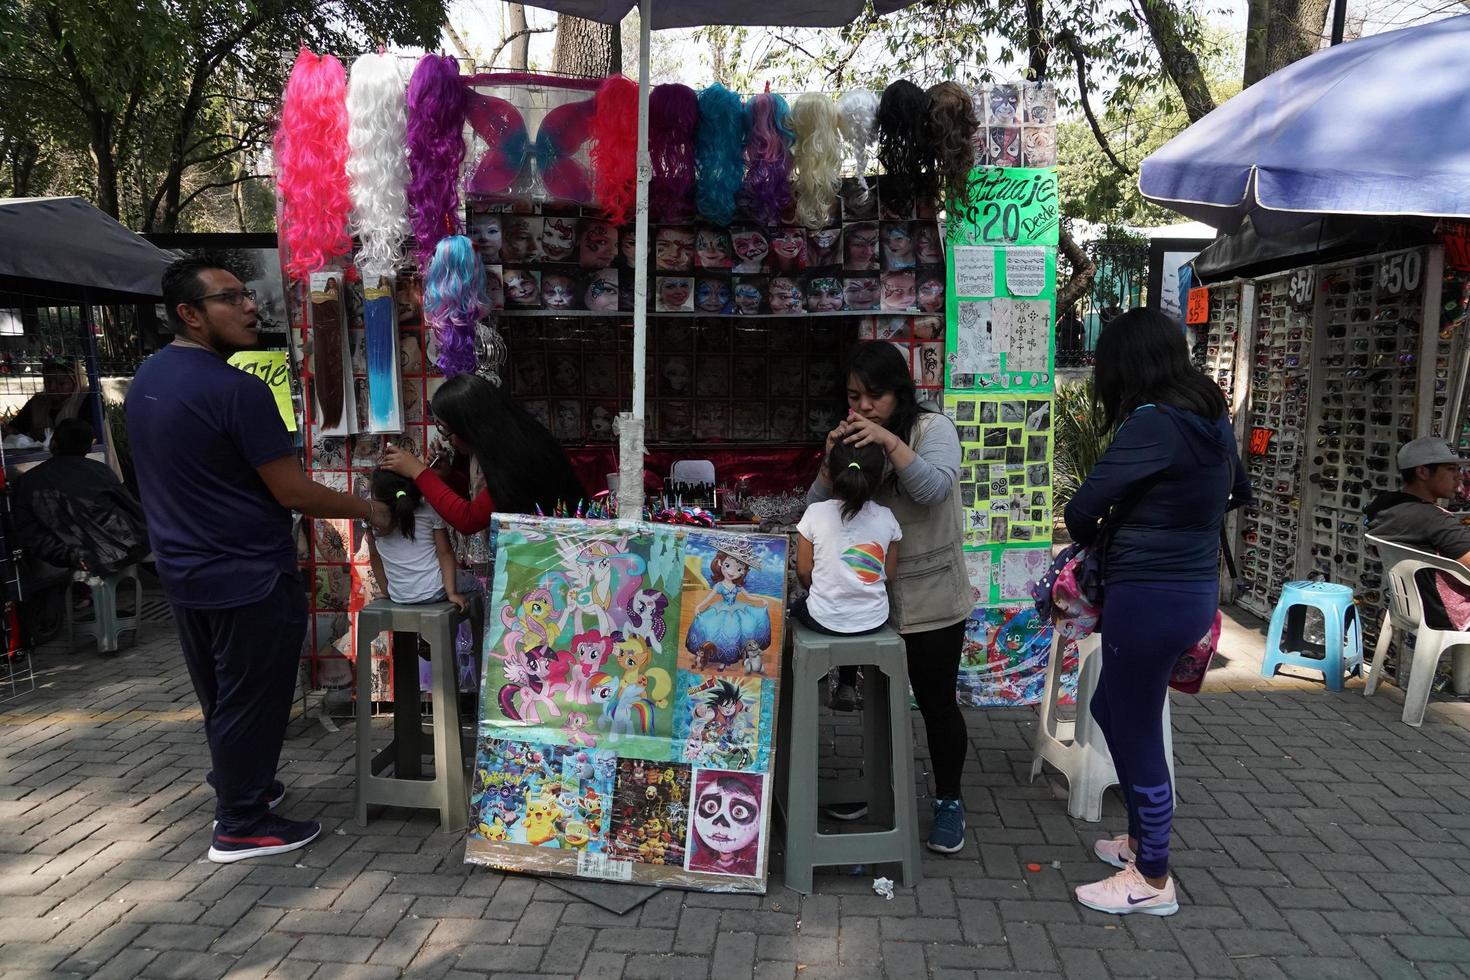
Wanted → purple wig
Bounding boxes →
[406,54,467,265]
[649,84,699,224]
[736,93,794,228]
[424,235,485,377]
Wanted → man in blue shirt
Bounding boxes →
[128,256,391,864]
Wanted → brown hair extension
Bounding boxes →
[926,81,979,221]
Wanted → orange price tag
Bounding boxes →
[1186,287,1210,325]
[1248,426,1274,456]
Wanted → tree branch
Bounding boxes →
[1057,223,1098,313]
[176,172,268,213]
[1059,29,1133,176]
[486,25,554,67]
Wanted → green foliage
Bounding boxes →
[0,0,447,231]
[1057,68,1241,225]
[1053,378,1112,508]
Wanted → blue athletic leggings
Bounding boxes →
[1091,579,1217,879]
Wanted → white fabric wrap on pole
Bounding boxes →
[616,0,654,518]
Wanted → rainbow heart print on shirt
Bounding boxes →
[842,542,887,584]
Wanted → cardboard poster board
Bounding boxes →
[464,516,787,893]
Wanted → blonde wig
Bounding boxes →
[346,53,410,283]
[788,93,843,229]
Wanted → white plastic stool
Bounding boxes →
[1029,630,1175,822]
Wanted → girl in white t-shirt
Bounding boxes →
[365,470,469,611]
[795,439,901,636]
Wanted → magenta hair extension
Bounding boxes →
[736,93,794,228]
[406,54,468,264]
[275,48,352,279]
[649,83,699,223]
[423,235,485,378]
[590,75,639,225]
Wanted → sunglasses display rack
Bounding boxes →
[1301,250,1441,648]
[1236,274,1311,621]
[1193,283,1242,405]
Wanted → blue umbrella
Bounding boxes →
[1140,13,1470,234]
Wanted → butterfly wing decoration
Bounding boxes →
[535,98,595,205]
[466,93,530,197]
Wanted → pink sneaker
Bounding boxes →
[1093,834,1135,869]
[1075,864,1178,916]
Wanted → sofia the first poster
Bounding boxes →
[465,516,785,893]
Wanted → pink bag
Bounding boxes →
[1169,609,1222,694]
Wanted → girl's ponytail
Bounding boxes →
[371,468,423,540]
[828,439,886,521]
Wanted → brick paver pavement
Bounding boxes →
[3,603,1470,979]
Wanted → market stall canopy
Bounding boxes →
[1189,214,1435,284]
[1139,13,1470,236]
[0,196,170,299]
[512,0,914,27]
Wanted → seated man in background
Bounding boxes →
[1365,436,1470,629]
[13,417,149,578]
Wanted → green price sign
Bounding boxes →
[947,168,1059,247]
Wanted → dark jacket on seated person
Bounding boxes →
[14,422,149,577]
[1365,490,1470,629]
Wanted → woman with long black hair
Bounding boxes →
[381,374,586,533]
[808,341,973,854]
[1065,308,1249,917]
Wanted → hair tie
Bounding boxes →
[395,490,408,498]
[847,461,862,470]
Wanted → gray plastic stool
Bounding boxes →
[65,566,142,654]
[354,599,473,831]
[776,620,922,894]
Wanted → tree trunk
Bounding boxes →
[551,16,619,77]
[6,139,39,197]
[1137,0,1217,122]
[508,4,530,70]
[1024,0,1047,81]
[1244,0,1331,85]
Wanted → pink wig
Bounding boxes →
[649,84,699,224]
[590,75,639,225]
[406,54,467,264]
[736,93,794,228]
[275,48,352,279]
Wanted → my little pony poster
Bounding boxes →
[466,516,788,894]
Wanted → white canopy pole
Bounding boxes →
[615,0,653,519]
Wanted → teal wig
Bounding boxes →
[694,84,745,227]
[423,235,486,377]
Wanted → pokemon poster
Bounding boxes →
[465,517,787,893]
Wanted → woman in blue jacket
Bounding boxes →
[1064,308,1250,916]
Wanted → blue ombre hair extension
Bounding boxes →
[737,92,795,228]
[423,235,486,378]
[694,84,745,227]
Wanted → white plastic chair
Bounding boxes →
[1363,535,1470,727]
[1029,630,1175,822]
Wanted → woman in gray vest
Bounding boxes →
[807,341,973,853]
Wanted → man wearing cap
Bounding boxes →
[1364,437,1470,627]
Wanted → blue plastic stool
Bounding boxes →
[1262,581,1363,691]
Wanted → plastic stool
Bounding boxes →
[1029,631,1175,822]
[776,621,922,894]
[1262,581,1363,691]
[354,599,475,831]
[65,566,142,654]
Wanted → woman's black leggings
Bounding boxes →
[836,619,969,800]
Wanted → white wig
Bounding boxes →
[346,52,410,283]
[837,89,880,178]
[788,93,843,229]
